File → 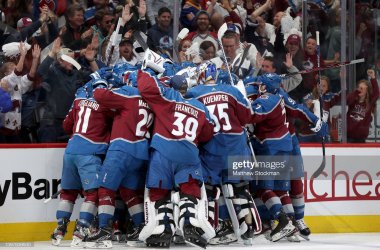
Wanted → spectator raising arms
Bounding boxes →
[0,42,40,143]
[61,4,93,51]
[37,38,97,143]
[346,69,380,143]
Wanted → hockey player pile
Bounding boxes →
[49,41,329,248]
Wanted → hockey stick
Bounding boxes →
[279,58,365,78]
[174,28,189,64]
[106,17,122,67]
[217,23,235,86]
[132,30,148,51]
[313,31,325,179]
[233,44,251,74]
[44,190,61,204]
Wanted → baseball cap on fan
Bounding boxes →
[17,17,33,28]
[287,34,301,44]
[226,24,240,34]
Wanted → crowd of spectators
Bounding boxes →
[0,0,379,143]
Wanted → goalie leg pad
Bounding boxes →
[139,188,176,242]
[178,185,215,242]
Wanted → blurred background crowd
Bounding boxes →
[0,0,379,144]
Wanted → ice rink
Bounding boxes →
[4,233,380,250]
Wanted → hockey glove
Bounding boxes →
[90,67,113,81]
[310,118,329,137]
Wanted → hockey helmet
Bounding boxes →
[196,61,217,85]
[258,73,282,94]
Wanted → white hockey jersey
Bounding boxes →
[0,70,33,135]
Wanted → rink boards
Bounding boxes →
[0,143,379,242]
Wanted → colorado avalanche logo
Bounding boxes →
[302,59,314,70]
[14,85,18,91]
[159,36,173,49]
[350,114,364,122]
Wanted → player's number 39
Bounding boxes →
[172,112,199,142]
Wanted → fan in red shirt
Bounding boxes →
[347,69,380,143]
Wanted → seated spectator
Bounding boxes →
[7,0,35,28]
[182,10,219,53]
[200,40,216,60]
[181,0,212,32]
[245,0,275,56]
[211,33,251,79]
[61,4,93,51]
[84,0,114,27]
[147,7,173,56]
[0,42,40,143]
[37,38,97,143]
[346,70,379,143]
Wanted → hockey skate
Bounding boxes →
[90,215,99,234]
[146,227,173,248]
[270,213,296,242]
[286,217,301,243]
[71,220,88,248]
[183,223,207,249]
[295,218,310,241]
[126,223,145,247]
[172,229,186,244]
[51,218,70,246]
[84,219,113,249]
[209,219,237,245]
[259,219,273,241]
[112,220,123,242]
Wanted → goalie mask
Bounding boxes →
[197,61,217,85]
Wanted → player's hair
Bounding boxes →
[0,62,15,79]
[222,33,238,44]
[158,7,171,16]
[312,75,331,100]
[356,79,377,115]
[66,4,85,23]
[94,9,112,24]
[328,8,340,27]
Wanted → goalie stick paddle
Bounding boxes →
[217,23,234,86]
[279,58,365,78]
[44,190,61,204]
[314,31,325,179]
[233,44,251,75]
[174,28,189,64]
[132,30,149,51]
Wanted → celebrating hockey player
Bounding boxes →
[185,62,261,245]
[136,50,215,248]
[82,68,154,248]
[50,80,114,247]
